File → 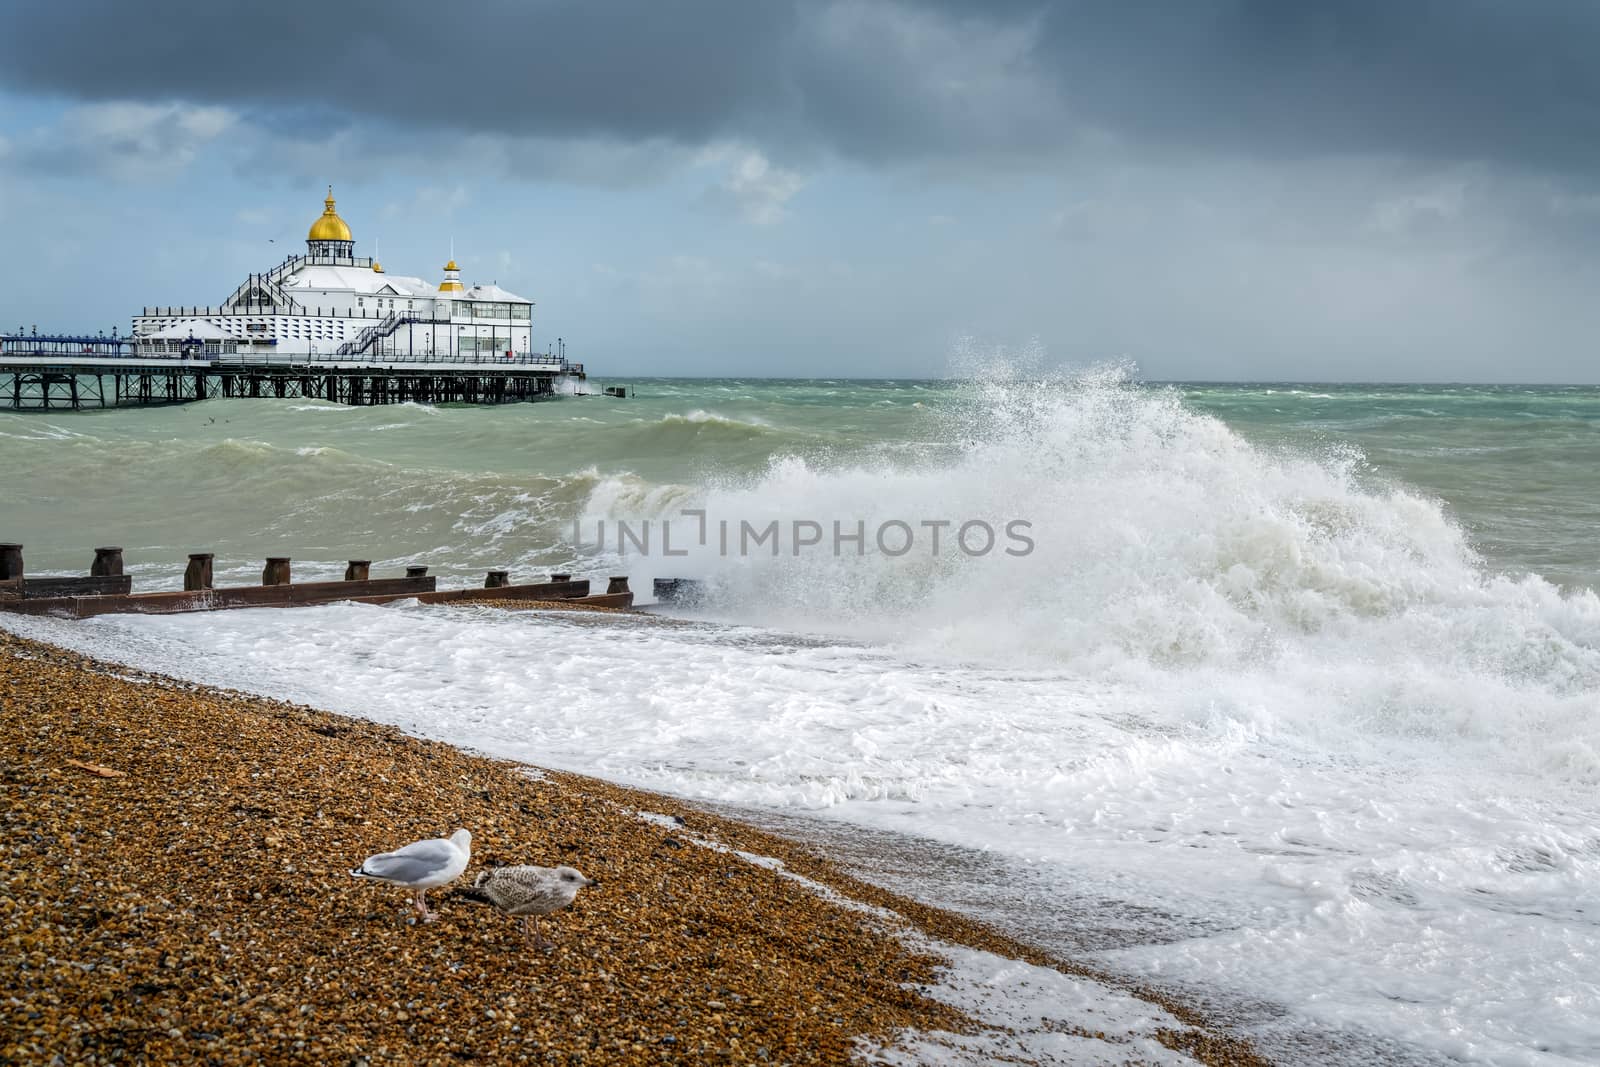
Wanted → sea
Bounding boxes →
[3,366,1597,1065]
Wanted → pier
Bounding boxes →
[0,543,633,618]
[2,191,600,411]
[0,333,586,411]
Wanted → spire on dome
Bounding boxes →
[438,254,464,292]
[307,185,355,258]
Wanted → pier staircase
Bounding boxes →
[336,312,449,357]
[226,254,305,310]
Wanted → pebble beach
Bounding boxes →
[0,628,1269,1065]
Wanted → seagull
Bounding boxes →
[351,828,472,923]
[461,864,596,950]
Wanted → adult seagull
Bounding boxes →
[351,828,472,922]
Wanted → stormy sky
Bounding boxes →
[2,0,1598,381]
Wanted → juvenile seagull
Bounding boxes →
[463,864,596,950]
[351,828,472,923]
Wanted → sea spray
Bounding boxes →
[579,367,1600,774]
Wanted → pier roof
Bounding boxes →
[464,282,532,303]
[285,264,436,297]
[277,263,532,304]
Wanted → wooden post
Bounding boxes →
[549,573,571,583]
[91,547,124,577]
[184,553,214,591]
[485,569,510,588]
[405,565,428,578]
[0,543,23,581]
[606,576,631,595]
[653,578,704,606]
[262,557,292,585]
[344,560,371,581]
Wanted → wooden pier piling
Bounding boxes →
[344,560,371,582]
[262,557,292,586]
[485,570,510,588]
[405,565,429,579]
[0,341,586,412]
[184,554,214,591]
[606,576,631,595]
[91,547,124,577]
[550,572,572,583]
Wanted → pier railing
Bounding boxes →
[140,304,408,319]
[209,351,575,368]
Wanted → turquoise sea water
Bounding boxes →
[4,376,1598,590]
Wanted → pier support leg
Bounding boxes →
[606,576,631,595]
[405,565,429,579]
[485,570,510,589]
[262,557,291,586]
[344,560,371,581]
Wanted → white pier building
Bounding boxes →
[133,189,540,361]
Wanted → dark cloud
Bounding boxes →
[1028,0,1600,174]
[2,0,1599,178]
[1,1,792,145]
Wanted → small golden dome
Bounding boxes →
[438,257,464,292]
[308,186,353,242]
[372,261,384,273]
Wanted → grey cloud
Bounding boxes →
[4,0,1599,180]
[7,101,236,179]
[1025,1,1600,175]
[0,1,790,146]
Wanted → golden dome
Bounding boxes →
[372,261,384,273]
[308,186,353,242]
[445,259,459,271]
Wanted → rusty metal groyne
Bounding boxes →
[0,544,633,619]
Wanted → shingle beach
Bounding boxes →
[1,630,1265,1065]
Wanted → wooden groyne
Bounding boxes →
[0,543,633,619]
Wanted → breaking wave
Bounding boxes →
[589,364,1600,778]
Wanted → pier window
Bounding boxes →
[509,304,531,320]
[459,333,512,354]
